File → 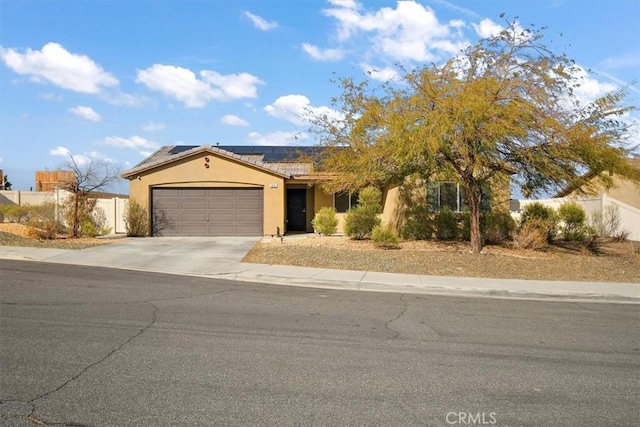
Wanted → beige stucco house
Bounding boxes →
[554,158,640,210]
[122,144,511,237]
[122,145,334,236]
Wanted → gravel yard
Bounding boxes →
[0,223,121,250]
[243,234,640,283]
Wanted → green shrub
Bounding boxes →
[344,204,381,239]
[401,204,434,240]
[372,224,400,249]
[344,187,382,240]
[312,207,338,236]
[124,200,149,237]
[357,187,383,212]
[557,201,588,241]
[434,209,458,240]
[0,204,31,223]
[519,202,557,242]
[481,211,515,244]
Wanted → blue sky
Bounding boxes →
[1,0,639,194]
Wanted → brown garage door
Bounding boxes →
[151,188,263,236]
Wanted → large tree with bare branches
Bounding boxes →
[311,19,638,253]
[60,156,121,238]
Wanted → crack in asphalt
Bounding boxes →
[16,303,159,426]
[381,294,409,342]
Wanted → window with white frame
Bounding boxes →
[427,181,491,212]
[334,191,359,213]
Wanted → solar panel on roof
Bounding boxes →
[169,146,199,155]
[263,153,287,162]
[221,146,254,154]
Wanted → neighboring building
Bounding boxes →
[122,145,511,237]
[514,158,640,241]
[554,158,640,210]
[35,170,76,191]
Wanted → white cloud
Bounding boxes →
[429,0,480,19]
[0,42,118,94]
[40,92,63,101]
[563,66,619,113]
[201,70,263,99]
[322,0,466,62]
[49,145,104,166]
[136,64,263,108]
[302,43,345,61]
[600,53,640,70]
[102,135,158,151]
[360,63,401,82]
[50,146,71,157]
[472,18,503,39]
[243,11,278,31]
[264,94,342,126]
[248,131,309,146]
[69,106,102,122]
[101,91,146,107]
[221,114,249,127]
[327,0,360,9]
[142,122,166,132]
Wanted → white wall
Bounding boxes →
[0,189,128,235]
[0,189,70,206]
[95,197,128,234]
[513,195,640,241]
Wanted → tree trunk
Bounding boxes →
[73,193,80,238]
[467,183,483,254]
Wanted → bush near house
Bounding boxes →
[518,202,557,243]
[124,200,149,237]
[433,209,459,240]
[372,224,400,249]
[344,187,382,240]
[557,201,590,241]
[401,204,435,240]
[312,206,338,236]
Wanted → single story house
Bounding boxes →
[122,145,511,237]
[554,158,640,210]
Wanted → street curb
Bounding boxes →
[210,273,640,304]
[2,253,639,304]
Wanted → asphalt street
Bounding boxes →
[1,260,639,426]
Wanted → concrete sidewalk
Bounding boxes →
[1,237,639,303]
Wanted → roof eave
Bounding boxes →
[121,145,291,179]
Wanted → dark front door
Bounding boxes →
[286,189,307,232]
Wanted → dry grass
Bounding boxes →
[243,234,640,283]
[0,223,121,250]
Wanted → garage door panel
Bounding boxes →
[156,200,181,210]
[236,212,262,221]
[152,187,263,236]
[181,224,209,234]
[180,212,207,221]
[157,189,181,197]
[181,200,208,210]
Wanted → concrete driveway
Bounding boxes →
[33,236,263,276]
